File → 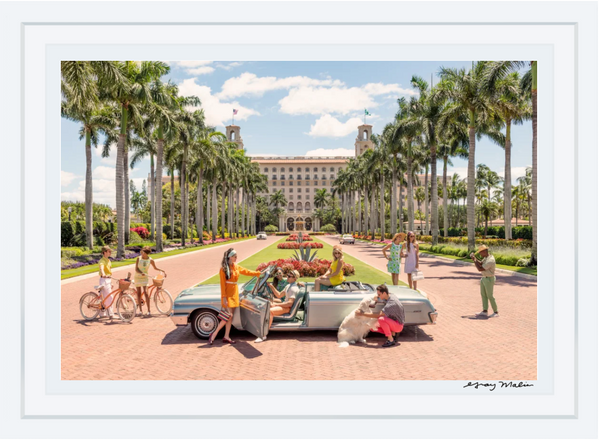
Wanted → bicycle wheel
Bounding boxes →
[154,288,174,315]
[79,292,101,320]
[116,293,137,323]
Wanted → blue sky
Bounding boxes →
[61,61,532,207]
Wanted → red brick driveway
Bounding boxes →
[61,235,537,380]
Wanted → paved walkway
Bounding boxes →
[61,235,537,380]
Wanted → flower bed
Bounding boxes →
[275,232,290,236]
[277,242,323,249]
[286,235,313,241]
[417,235,532,249]
[257,258,355,278]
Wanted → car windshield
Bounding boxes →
[241,265,274,295]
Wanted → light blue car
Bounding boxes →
[171,265,438,340]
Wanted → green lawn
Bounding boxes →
[356,238,537,276]
[199,237,406,286]
[61,236,256,280]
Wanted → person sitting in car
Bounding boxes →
[255,270,301,344]
[269,268,288,303]
[313,246,345,291]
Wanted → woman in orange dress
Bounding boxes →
[208,248,261,345]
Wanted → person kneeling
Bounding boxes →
[254,270,301,343]
[354,284,405,348]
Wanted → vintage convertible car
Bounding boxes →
[256,231,268,240]
[170,265,437,340]
[339,234,355,244]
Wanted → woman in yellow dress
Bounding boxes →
[313,245,345,291]
[134,246,167,316]
[209,248,261,345]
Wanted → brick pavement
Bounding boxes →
[61,235,537,380]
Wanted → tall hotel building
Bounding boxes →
[224,124,446,233]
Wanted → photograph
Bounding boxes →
[60,59,538,381]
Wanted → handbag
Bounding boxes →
[217,309,232,322]
[411,270,424,281]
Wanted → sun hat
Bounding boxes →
[475,245,489,254]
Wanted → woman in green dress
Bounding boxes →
[382,233,404,285]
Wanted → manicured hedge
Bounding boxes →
[277,242,323,249]
[442,225,532,239]
[417,235,532,249]
[419,244,532,267]
[264,225,278,233]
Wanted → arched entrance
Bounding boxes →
[305,217,313,231]
[287,217,295,231]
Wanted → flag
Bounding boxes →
[233,109,238,115]
[364,109,371,116]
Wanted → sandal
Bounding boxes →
[223,337,236,345]
[208,332,216,345]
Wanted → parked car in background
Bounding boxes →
[339,234,355,244]
[257,231,267,240]
[170,265,437,340]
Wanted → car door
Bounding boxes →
[239,291,270,339]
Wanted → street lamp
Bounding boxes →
[68,206,72,221]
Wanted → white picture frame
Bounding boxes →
[1,1,597,438]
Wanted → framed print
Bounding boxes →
[0,1,597,438]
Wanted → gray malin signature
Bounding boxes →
[463,381,534,392]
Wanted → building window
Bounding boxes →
[322,175,326,180]
[322,167,326,172]
[330,167,334,172]
[280,167,285,172]
[289,188,293,193]
[314,181,318,185]
[272,175,277,180]
[289,175,293,180]
[306,195,310,200]
[313,167,318,172]
[280,175,285,180]
[313,175,318,180]
[290,195,293,200]
[272,167,276,172]
[273,181,277,186]
[289,181,293,186]
[306,188,309,193]
[305,175,310,180]
[330,174,334,180]
[305,167,310,172]
[281,188,284,193]
[297,167,301,172]
[289,167,293,172]
[322,181,326,186]
[363,130,368,140]
[263,167,268,173]
[281,181,285,186]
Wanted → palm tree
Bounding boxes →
[484,70,531,240]
[517,168,532,225]
[479,199,497,236]
[414,186,426,233]
[437,62,500,251]
[129,129,158,239]
[61,83,115,248]
[314,188,330,210]
[103,61,169,257]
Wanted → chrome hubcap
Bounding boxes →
[198,314,216,335]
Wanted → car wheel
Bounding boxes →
[191,309,219,339]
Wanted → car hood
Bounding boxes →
[175,284,225,301]
[384,285,430,301]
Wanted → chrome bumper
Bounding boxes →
[428,311,438,324]
[170,313,189,326]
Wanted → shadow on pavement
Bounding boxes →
[229,341,263,359]
[461,314,491,320]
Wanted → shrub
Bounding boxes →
[265,225,278,233]
[286,235,313,241]
[320,224,337,233]
[130,226,149,239]
[308,232,325,236]
[61,222,75,247]
[129,231,143,244]
[275,232,290,236]
[162,233,167,241]
[516,258,530,267]
[277,242,323,249]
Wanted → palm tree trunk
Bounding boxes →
[221,183,226,240]
[504,121,512,240]
[150,154,155,241]
[407,156,414,233]
[212,183,218,241]
[363,189,368,237]
[236,187,240,238]
[180,157,187,246]
[84,129,94,249]
[430,144,439,245]
[399,173,404,234]
[155,132,164,252]
[206,183,211,237]
[370,184,376,240]
[380,175,385,241]
[531,61,538,264]
[197,168,204,245]
[170,172,174,240]
[424,166,429,236]
[124,146,130,245]
[443,156,449,237]
[467,113,477,252]
[228,185,233,240]
[241,189,246,237]
[391,159,397,235]
[115,107,127,258]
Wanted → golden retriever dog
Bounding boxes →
[337,296,378,347]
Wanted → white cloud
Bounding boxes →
[279,83,416,116]
[93,165,116,180]
[498,166,529,183]
[307,115,364,138]
[177,78,260,127]
[61,176,147,209]
[215,62,244,71]
[217,72,344,99]
[168,61,215,75]
[61,170,78,187]
[303,148,355,157]
[94,143,116,165]
[188,66,215,75]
